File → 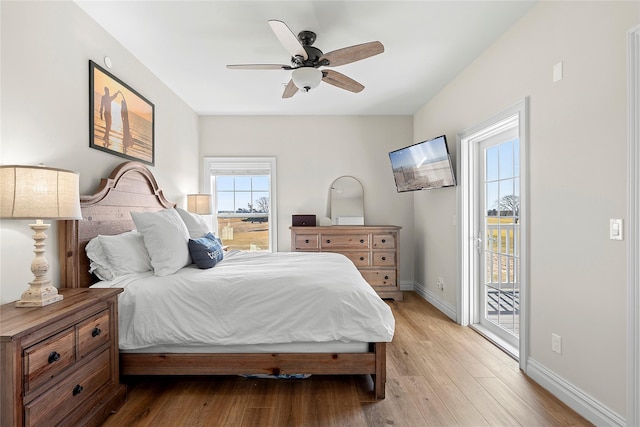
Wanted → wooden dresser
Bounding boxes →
[291,225,402,300]
[1,288,126,427]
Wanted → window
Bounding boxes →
[203,157,277,252]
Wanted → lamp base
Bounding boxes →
[14,220,64,308]
[15,282,64,307]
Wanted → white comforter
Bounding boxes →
[92,251,395,350]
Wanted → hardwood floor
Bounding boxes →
[101,292,591,426]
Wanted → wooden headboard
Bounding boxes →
[58,161,175,288]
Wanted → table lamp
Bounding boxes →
[0,165,82,307]
[186,193,212,215]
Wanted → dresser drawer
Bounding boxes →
[321,234,369,249]
[372,251,395,267]
[372,234,395,249]
[24,349,111,427]
[339,251,371,267]
[362,270,397,287]
[24,328,75,394]
[294,234,319,250]
[78,309,110,358]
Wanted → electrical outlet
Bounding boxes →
[437,277,445,291]
[552,333,562,354]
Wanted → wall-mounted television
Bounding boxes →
[389,135,456,192]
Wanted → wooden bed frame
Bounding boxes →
[58,161,386,399]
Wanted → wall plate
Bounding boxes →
[610,218,623,240]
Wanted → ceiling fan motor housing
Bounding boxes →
[292,45,324,68]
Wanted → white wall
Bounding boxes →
[199,116,415,283]
[0,1,200,303]
[413,0,638,419]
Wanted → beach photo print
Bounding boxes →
[89,60,154,165]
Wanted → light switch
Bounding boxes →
[553,61,563,82]
[610,219,623,240]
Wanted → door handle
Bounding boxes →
[474,237,483,253]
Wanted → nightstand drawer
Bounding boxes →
[24,328,75,394]
[373,251,395,267]
[78,309,110,358]
[294,234,319,250]
[362,270,397,287]
[25,349,111,427]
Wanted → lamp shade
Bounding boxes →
[187,193,212,215]
[0,165,82,220]
[292,67,322,92]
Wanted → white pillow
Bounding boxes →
[176,207,211,239]
[85,231,153,281]
[99,231,152,277]
[86,236,115,281]
[131,209,191,276]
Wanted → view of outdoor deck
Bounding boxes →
[485,218,520,337]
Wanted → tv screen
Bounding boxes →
[389,135,456,192]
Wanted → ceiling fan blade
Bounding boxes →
[268,20,308,60]
[227,64,291,70]
[282,79,299,98]
[320,41,384,67]
[322,70,364,93]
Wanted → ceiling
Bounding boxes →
[75,1,535,116]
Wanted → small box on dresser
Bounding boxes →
[1,288,126,427]
[291,225,402,300]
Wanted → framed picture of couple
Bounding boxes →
[89,60,155,165]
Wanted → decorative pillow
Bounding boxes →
[99,231,152,277]
[188,232,224,269]
[85,236,115,281]
[176,207,211,239]
[131,209,191,276]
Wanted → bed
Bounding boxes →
[58,161,393,399]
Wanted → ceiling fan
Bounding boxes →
[227,20,384,98]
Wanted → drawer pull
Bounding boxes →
[360,256,365,261]
[384,275,389,280]
[382,239,386,243]
[360,239,364,244]
[72,384,84,396]
[381,256,386,261]
[48,351,61,364]
[326,239,331,243]
[91,327,102,337]
[305,239,309,244]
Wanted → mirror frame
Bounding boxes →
[330,176,364,225]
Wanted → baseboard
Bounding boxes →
[412,281,457,321]
[526,358,626,427]
[399,280,414,292]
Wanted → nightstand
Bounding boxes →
[1,288,126,426]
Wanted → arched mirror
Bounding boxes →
[331,176,364,225]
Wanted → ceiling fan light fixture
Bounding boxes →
[292,67,322,92]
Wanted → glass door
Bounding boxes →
[476,124,520,351]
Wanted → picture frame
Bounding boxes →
[89,60,154,165]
